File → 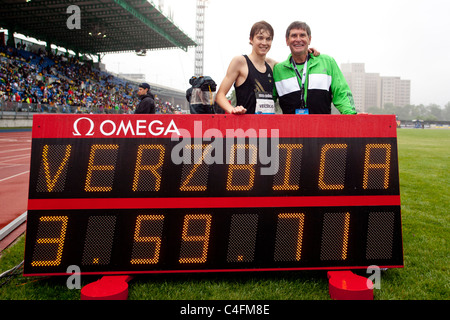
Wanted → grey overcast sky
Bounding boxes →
[102,0,450,106]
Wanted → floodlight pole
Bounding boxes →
[194,0,208,77]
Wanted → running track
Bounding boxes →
[0,129,31,252]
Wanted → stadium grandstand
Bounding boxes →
[0,0,197,121]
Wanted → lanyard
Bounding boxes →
[291,55,308,108]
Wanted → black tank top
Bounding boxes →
[234,55,273,114]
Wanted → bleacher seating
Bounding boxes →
[0,43,181,114]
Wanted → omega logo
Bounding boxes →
[72,117,181,137]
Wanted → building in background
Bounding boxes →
[341,63,365,112]
[341,63,410,113]
[365,72,381,111]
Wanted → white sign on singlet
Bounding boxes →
[255,92,275,114]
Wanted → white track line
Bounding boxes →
[0,171,29,183]
[0,154,31,161]
[0,148,31,154]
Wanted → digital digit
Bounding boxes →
[84,144,119,192]
[226,144,257,191]
[132,144,165,191]
[318,143,348,190]
[31,216,68,267]
[180,144,212,191]
[363,143,391,189]
[82,216,116,265]
[320,212,350,261]
[37,144,72,192]
[366,211,395,260]
[226,214,258,263]
[274,213,305,261]
[130,215,164,264]
[179,214,212,264]
[272,144,303,191]
[341,212,350,260]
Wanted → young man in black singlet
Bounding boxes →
[216,21,276,115]
[216,21,318,115]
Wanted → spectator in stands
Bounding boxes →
[134,82,155,114]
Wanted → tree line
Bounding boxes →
[366,102,450,121]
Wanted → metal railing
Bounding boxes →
[0,100,132,120]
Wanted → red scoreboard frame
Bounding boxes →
[23,114,403,276]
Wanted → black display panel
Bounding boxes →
[27,137,398,198]
[25,207,403,274]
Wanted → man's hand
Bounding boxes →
[309,47,320,57]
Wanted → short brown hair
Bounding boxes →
[285,21,311,39]
[250,21,274,40]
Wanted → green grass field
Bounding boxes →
[0,129,448,300]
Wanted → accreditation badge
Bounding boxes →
[295,108,309,114]
[255,92,275,114]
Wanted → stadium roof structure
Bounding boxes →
[0,0,197,55]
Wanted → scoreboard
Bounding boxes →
[23,114,403,276]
